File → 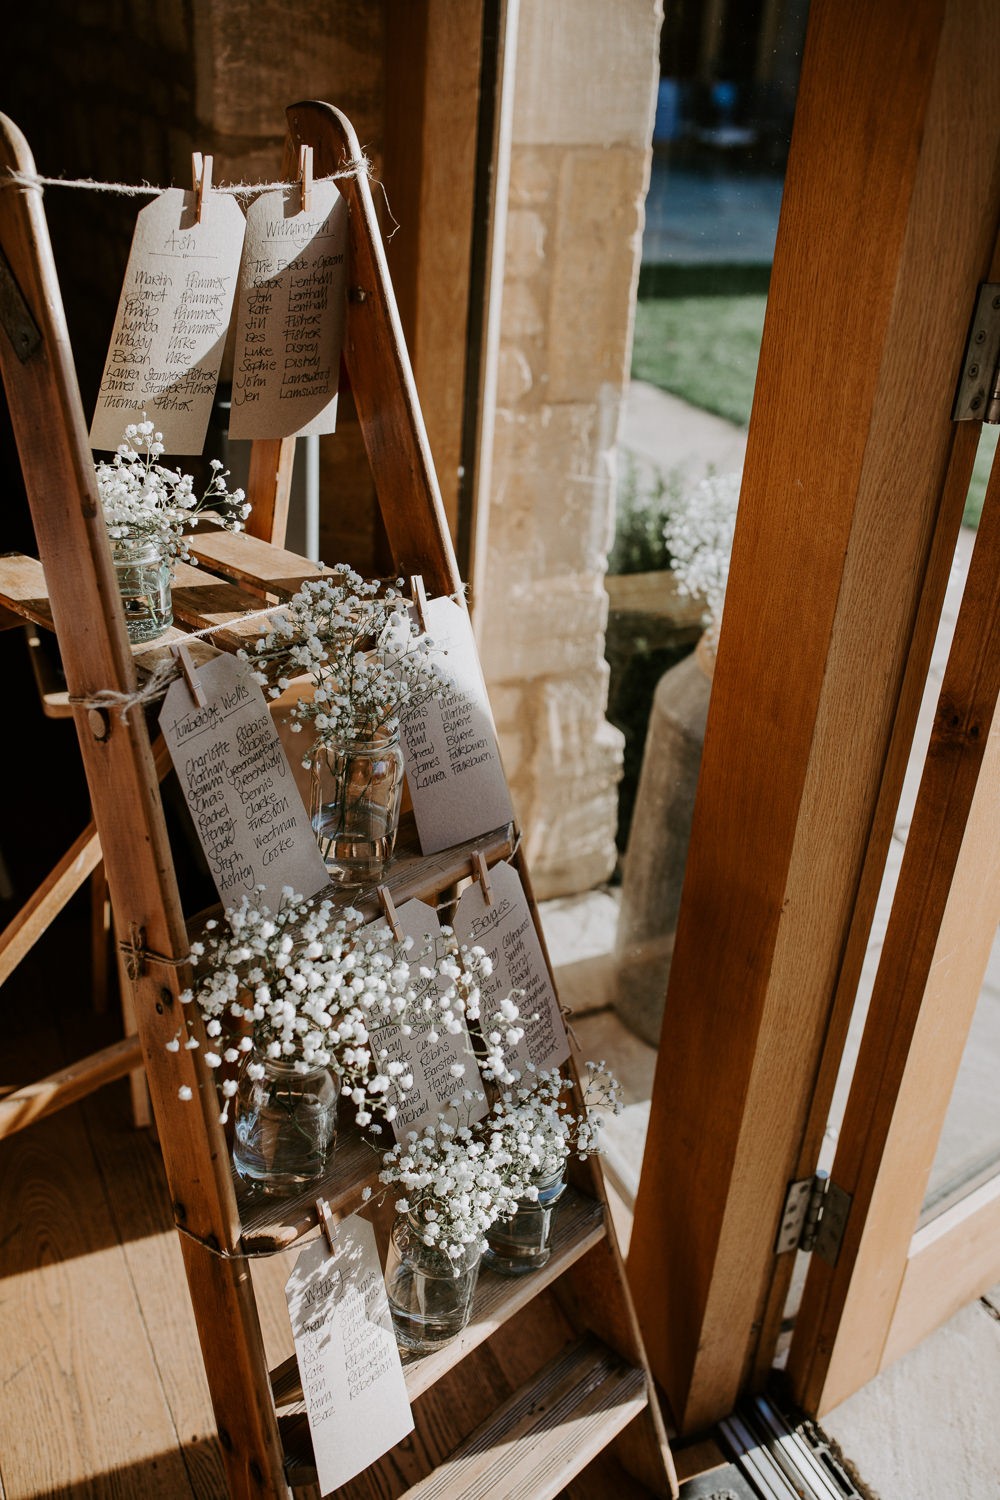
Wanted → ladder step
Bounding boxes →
[270,1186,606,1409]
[0,1035,144,1139]
[403,1337,647,1500]
[184,529,326,597]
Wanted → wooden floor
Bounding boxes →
[0,895,656,1500]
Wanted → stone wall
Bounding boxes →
[480,0,663,897]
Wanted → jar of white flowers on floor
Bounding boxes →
[178,891,488,1197]
[249,567,451,885]
[94,418,250,644]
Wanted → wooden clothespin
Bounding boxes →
[192,151,213,224]
[377,884,404,942]
[298,143,313,214]
[409,574,429,633]
[472,850,493,906]
[316,1196,338,1254]
[171,640,206,707]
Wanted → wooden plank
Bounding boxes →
[0,554,215,661]
[0,821,102,986]
[169,557,279,646]
[0,115,287,1495]
[76,1079,230,1497]
[628,0,1000,1434]
[286,102,462,598]
[184,528,326,599]
[246,436,297,549]
[0,1033,143,1138]
[384,0,483,542]
[881,1175,1000,1367]
[270,1188,606,1407]
[789,445,1000,1411]
[0,1085,197,1497]
[0,550,59,629]
[399,1339,647,1500]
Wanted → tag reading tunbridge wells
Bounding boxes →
[285,1216,412,1495]
[158,653,330,911]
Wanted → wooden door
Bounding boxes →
[786,431,1000,1412]
[627,0,1000,1434]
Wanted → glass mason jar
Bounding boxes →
[484,1165,567,1276]
[232,1048,338,1196]
[384,1210,482,1352]
[310,734,404,885]
[111,536,173,643]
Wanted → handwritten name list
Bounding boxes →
[285,1218,412,1495]
[368,899,487,1140]
[90,187,245,454]
[158,653,330,911]
[229,180,347,439]
[400,595,514,855]
[455,861,569,1078]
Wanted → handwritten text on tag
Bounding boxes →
[159,653,330,911]
[90,187,245,454]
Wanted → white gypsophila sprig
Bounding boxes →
[662,470,741,644]
[177,889,487,1128]
[379,1095,528,1260]
[472,989,528,1089]
[95,418,251,562]
[242,565,452,752]
[484,1061,624,1184]
[377,1062,623,1260]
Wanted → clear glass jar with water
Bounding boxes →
[384,1210,481,1352]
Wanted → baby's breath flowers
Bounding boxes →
[378,1061,622,1259]
[662,469,741,646]
[379,1096,526,1260]
[178,888,494,1128]
[484,1061,624,1186]
[95,418,250,561]
[245,565,451,756]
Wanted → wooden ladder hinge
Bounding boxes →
[774,1170,851,1266]
[953,282,1000,421]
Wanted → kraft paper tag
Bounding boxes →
[285,1217,412,1495]
[158,653,330,910]
[454,861,569,1077]
[367,898,487,1140]
[399,596,514,854]
[90,187,245,454]
[228,180,347,438]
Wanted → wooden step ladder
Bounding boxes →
[0,100,677,1499]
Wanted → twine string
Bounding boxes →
[2,159,371,199]
[67,602,285,722]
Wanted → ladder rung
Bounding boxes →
[184,530,326,598]
[270,1187,606,1410]
[0,1035,144,1139]
[0,822,102,986]
[401,1339,647,1500]
[169,558,277,644]
[281,1337,647,1498]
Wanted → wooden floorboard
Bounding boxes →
[0,905,225,1499]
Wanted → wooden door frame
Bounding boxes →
[627,0,1000,1436]
[789,444,1000,1411]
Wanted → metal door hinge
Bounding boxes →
[953,282,1000,421]
[775,1171,851,1266]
